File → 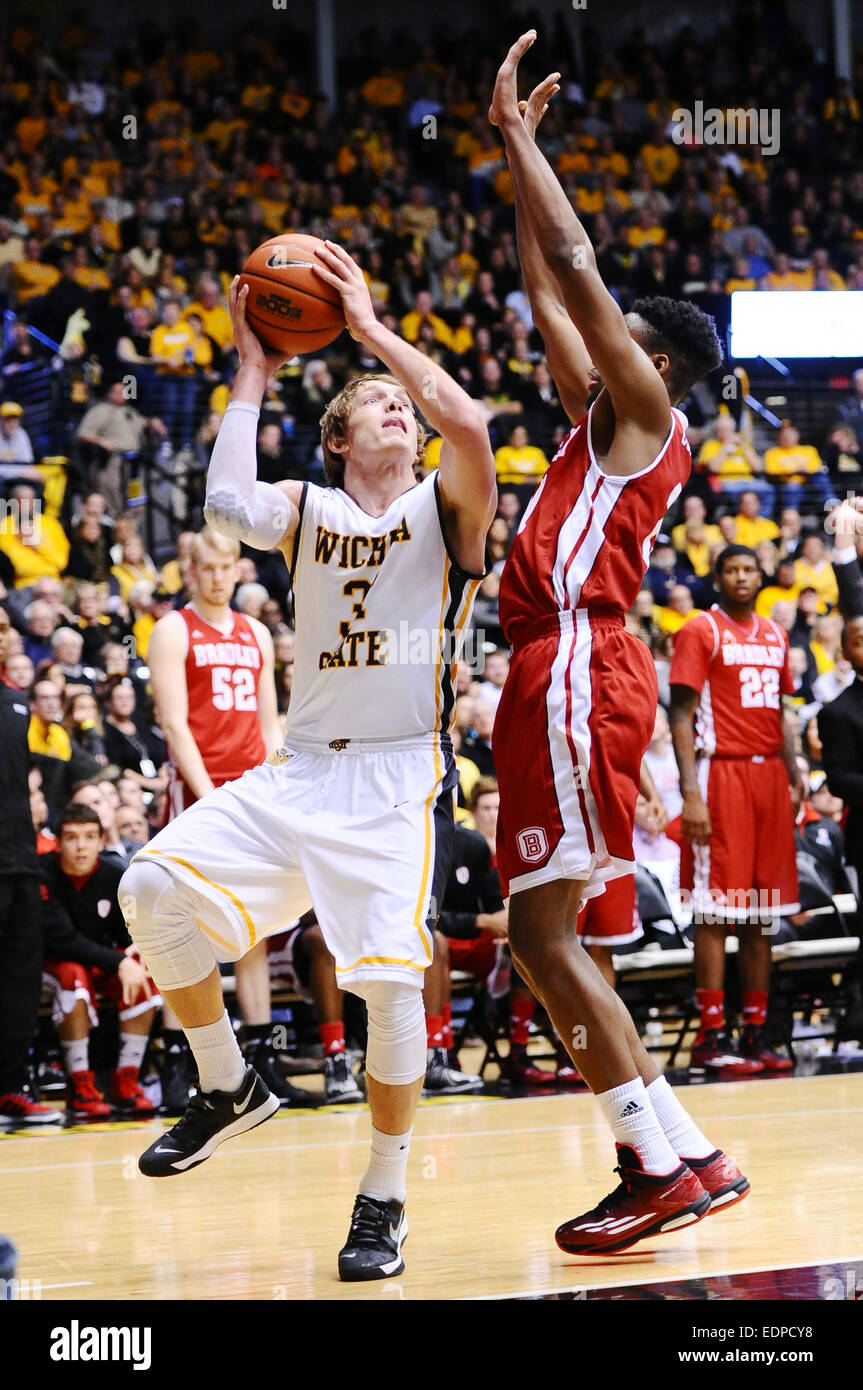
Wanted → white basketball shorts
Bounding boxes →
[129,732,457,991]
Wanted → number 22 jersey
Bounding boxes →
[669,605,793,758]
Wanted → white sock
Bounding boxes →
[117,1033,148,1073]
[596,1077,680,1176]
[186,1011,246,1094]
[359,1126,412,1204]
[646,1075,715,1160]
[62,1038,89,1076]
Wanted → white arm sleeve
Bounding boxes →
[203,400,293,550]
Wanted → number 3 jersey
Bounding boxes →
[177,604,266,784]
[287,473,482,741]
[669,605,793,758]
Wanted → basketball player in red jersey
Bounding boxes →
[489,35,749,1254]
[670,545,802,1076]
[147,528,304,1109]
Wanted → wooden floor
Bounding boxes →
[3,1072,862,1300]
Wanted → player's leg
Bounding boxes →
[509,881,744,1252]
[122,858,281,1175]
[298,920,363,1104]
[337,978,427,1281]
[422,929,482,1093]
[737,917,793,1072]
[44,963,110,1119]
[737,758,797,1072]
[234,943,307,1106]
[109,1001,157,1117]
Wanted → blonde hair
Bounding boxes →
[190,526,240,565]
[319,374,427,488]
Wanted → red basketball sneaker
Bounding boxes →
[0,1092,61,1126]
[554,1041,589,1089]
[555,1145,710,1255]
[689,1028,765,1077]
[738,1026,794,1073]
[498,1046,557,1086]
[110,1067,156,1116]
[66,1070,111,1119]
[684,1149,751,1214]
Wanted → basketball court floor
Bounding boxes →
[3,1068,862,1301]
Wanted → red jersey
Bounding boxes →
[499,403,692,638]
[669,606,793,758]
[176,605,267,785]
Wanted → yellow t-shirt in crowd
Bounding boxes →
[764,444,823,481]
[495,445,548,486]
[734,515,780,548]
[793,559,838,608]
[698,438,754,479]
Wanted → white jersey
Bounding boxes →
[286,472,483,740]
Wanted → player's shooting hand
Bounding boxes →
[311,240,377,342]
[489,30,537,130]
[681,791,712,846]
[229,277,288,377]
[518,72,561,141]
[118,954,152,1007]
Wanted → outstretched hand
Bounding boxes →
[489,30,537,130]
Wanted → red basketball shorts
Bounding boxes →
[680,754,799,923]
[494,610,656,902]
[42,959,161,1026]
[578,871,642,946]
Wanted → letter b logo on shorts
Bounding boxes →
[516,826,549,863]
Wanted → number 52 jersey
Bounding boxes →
[669,605,793,757]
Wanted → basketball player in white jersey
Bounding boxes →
[119,245,496,1280]
[147,527,307,1111]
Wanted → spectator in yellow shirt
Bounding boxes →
[494,425,548,488]
[764,420,832,509]
[10,235,60,302]
[697,414,772,504]
[733,490,781,548]
[670,496,722,553]
[765,252,807,290]
[657,584,697,634]
[755,557,801,617]
[724,257,756,293]
[400,291,453,348]
[28,679,72,760]
[793,534,838,609]
[183,278,234,354]
[638,126,680,185]
[0,483,70,587]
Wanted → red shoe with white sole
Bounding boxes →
[110,1066,156,1117]
[555,1144,711,1255]
[684,1148,751,1214]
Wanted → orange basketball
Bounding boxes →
[238,233,345,356]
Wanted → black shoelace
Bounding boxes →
[165,1093,220,1145]
[348,1197,394,1250]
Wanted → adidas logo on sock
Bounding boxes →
[620,1100,643,1117]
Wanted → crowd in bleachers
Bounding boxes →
[1,6,863,1120]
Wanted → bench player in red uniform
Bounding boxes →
[670,545,801,1075]
[147,527,304,1108]
[488,34,749,1255]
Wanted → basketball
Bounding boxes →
[238,233,345,356]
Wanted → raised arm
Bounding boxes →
[203,278,303,557]
[313,241,496,576]
[512,76,592,425]
[490,33,669,444]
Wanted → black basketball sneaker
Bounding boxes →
[242,1034,311,1107]
[138,1065,279,1176]
[338,1194,407,1281]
